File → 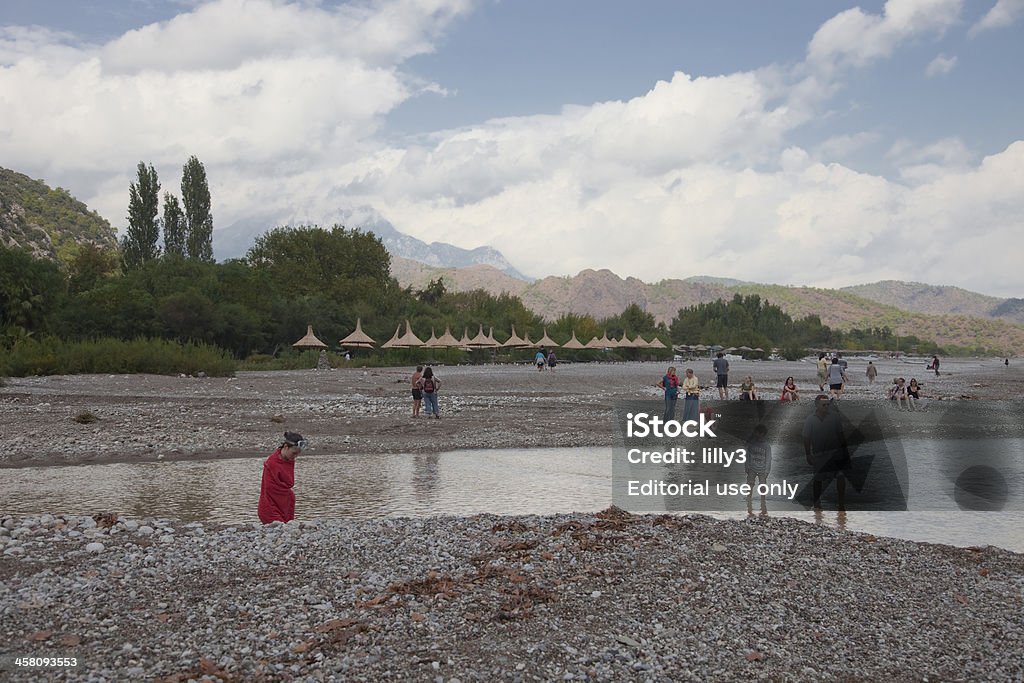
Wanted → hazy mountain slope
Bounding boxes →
[843,281,999,317]
[0,167,118,263]
[390,261,1024,352]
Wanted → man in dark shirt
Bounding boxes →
[712,352,730,400]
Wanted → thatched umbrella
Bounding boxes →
[339,318,376,349]
[468,324,492,347]
[485,327,501,347]
[458,327,473,349]
[562,330,586,349]
[647,337,667,349]
[502,325,529,348]
[633,336,652,348]
[292,324,327,349]
[535,328,560,348]
[422,327,442,348]
[395,319,424,347]
[584,336,603,349]
[436,326,462,347]
[597,331,616,348]
[380,324,405,349]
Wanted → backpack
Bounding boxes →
[422,377,435,393]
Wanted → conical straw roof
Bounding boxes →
[522,331,537,347]
[436,325,462,347]
[562,330,585,349]
[647,336,667,349]
[380,324,405,349]
[585,336,603,349]
[502,325,528,348]
[618,334,636,348]
[422,327,442,348]
[484,326,501,348]
[458,327,472,348]
[633,335,652,348]
[292,324,328,349]
[598,331,617,348]
[468,324,491,347]
[339,318,376,348]
[535,327,559,347]
[396,319,424,347]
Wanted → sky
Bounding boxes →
[1,0,1023,296]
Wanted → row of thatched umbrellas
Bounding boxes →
[292,320,668,351]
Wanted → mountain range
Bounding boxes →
[389,257,1024,352]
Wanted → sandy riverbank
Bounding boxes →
[1,356,1018,467]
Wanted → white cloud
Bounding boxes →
[925,53,957,76]
[969,0,1024,36]
[1,0,1022,299]
[813,132,883,161]
[806,0,963,71]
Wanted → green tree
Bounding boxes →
[182,156,213,261]
[0,244,65,339]
[162,192,186,258]
[122,161,161,268]
[67,244,120,295]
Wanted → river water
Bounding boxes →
[2,446,1022,552]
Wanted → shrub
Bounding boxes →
[0,337,236,377]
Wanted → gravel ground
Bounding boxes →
[1,356,1017,468]
[2,358,1022,681]
[2,509,1023,682]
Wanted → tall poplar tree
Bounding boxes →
[181,155,213,261]
[122,162,161,268]
[162,192,186,258]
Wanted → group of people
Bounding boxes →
[887,376,923,409]
[410,365,442,418]
[656,366,701,421]
[535,348,557,371]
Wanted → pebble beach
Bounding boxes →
[2,509,1023,682]
[2,357,1023,680]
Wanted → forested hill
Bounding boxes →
[0,167,118,265]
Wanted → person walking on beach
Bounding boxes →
[866,361,877,385]
[713,352,730,400]
[816,353,829,391]
[827,357,847,400]
[682,368,700,422]
[658,366,680,421]
[411,365,423,418]
[258,432,305,524]
[745,423,772,516]
[535,348,547,371]
[802,396,849,509]
[418,366,442,418]
[928,355,940,376]
[547,349,557,371]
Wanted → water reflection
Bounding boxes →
[1,447,1022,552]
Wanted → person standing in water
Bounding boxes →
[258,432,305,524]
[658,366,680,421]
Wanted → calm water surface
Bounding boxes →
[2,447,1022,552]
